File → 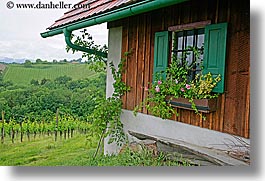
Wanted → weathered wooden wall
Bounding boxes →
[108,0,250,138]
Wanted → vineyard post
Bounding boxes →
[20,122,23,142]
[11,121,14,144]
[1,111,4,144]
[55,108,59,142]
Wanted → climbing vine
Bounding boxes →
[87,52,130,155]
[65,30,130,153]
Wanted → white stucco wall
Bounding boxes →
[104,26,123,155]
[106,26,122,99]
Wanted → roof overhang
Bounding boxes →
[41,0,188,38]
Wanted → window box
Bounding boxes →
[166,96,217,113]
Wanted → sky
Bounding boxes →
[0,0,108,61]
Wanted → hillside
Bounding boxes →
[3,63,98,85]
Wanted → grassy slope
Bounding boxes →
[0,134,191,166]
[0,134,97,166]
[3,63,97,85]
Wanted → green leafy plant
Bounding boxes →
[87,52,131,157]
[134,46,221,119]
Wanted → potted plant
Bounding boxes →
[134,47,221,119]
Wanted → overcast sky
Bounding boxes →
[0,0,108,61]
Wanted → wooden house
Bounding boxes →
[41,0,250,165]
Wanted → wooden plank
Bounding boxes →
[134,16,140,110]
[209,113,214,130]
[199,113,203,128]
[203,113,210,129]
[213,96,221,131]
[175,108,179,122]
[190,112,199,127]
[189,0,199,23]
[170,4,177,26]
[223,31,239,135]
[121,19,129,109]
[219,94,225,132]
[244,74,250,138]
[214,0,219,23]
[136,15,146,112]
[217,0,229,23]
[238,74,248,137]
[163,5,173,29]
[187,111,191,125]
[180,109,191,125]
[176,2,182,25]
[143,13,152,114]
[200,0,209,21]
[148,10,163,113]
[224,98,237,135]
[181,1,191,25]
[207,0,218,22]
[126,16,137,110]
[168,20,211,31]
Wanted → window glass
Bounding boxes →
[171,28,204,80]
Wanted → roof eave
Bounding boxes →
[41,0,188,38]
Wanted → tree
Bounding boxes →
[36,58,42,64]
[54,76,72,85]
[30,79,39,86]
[24,60,32,68]
[40,78,50,85]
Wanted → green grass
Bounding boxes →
[3,63,97,85]
[0,134,97,166]
[0,134,191,166]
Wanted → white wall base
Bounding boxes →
[104,109,250,155]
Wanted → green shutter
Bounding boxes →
[203,23,228,93]
[153,31,169,81]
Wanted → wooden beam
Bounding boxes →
[168,20,211,31]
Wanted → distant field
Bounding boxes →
[3,63,97,85]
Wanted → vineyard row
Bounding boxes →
[0,116,91,144]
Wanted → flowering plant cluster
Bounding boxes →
[134,47,221,119]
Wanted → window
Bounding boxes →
[153,22,228,93]
[171,28,204,81]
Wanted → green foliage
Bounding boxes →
[90,147,192,166]
[0,71,106,122]
[30,79,39,86]
[66,29,108,72]
[54,75,72,85]
[88,53,130,147]
[134,47,221,119]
